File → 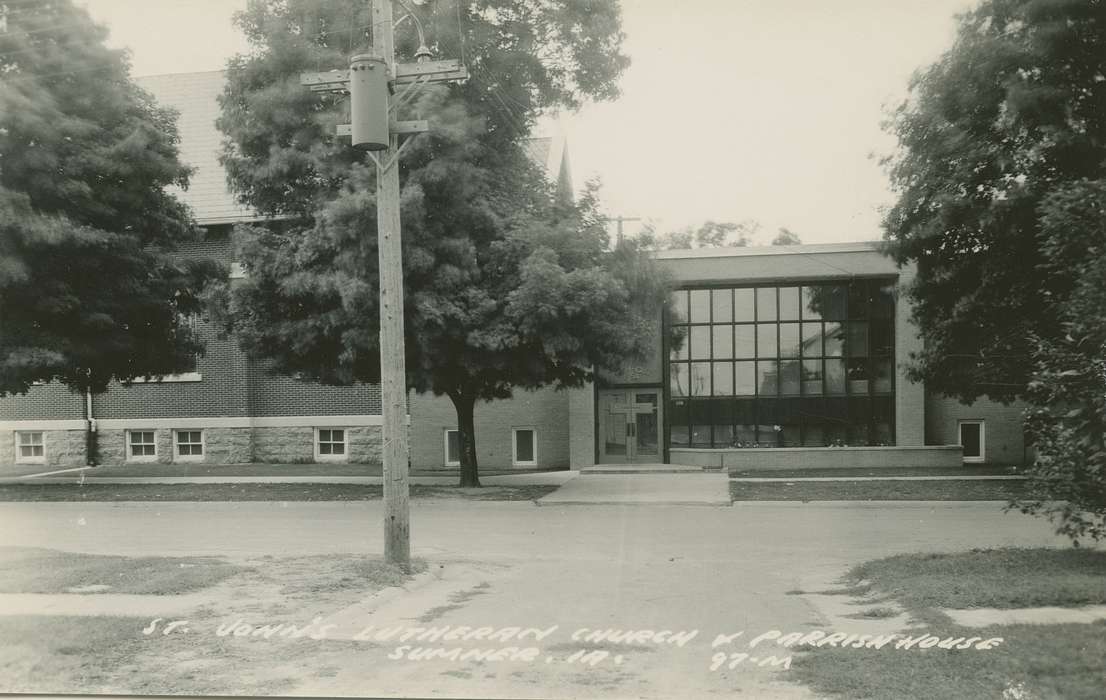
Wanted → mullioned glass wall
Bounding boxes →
[668,279,895,448]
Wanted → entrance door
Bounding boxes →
[598,389,662,463]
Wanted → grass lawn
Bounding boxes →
[0,483,559,502]
[730,479,1027,501]
[0,547,245,594]
[0,547,427,696]
[729,465,1020,478]
[791,548,1106,700]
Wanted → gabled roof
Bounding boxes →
[137,70,572,225]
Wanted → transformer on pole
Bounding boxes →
[299,1,468,569]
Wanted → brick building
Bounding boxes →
[0,71,1029,471]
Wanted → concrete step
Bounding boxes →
[581,463,710,475]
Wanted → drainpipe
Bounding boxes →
[85,385,98,467]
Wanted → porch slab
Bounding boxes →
[536,473,731,506]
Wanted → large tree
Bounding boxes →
[882,0,1106,404]
[882,0,1106,540]
[0,0,219,396]
[216,0,668,486]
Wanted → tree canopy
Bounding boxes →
[0,0,219,396]
[881,0,1106,541]
[215,0,667,486]
[882,0,1106,405]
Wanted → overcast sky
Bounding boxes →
[81,0,977,245]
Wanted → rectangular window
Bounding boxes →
[734,288,755,322]
[670,362,689,397]
[711,289,732,323]
[689,289,711,323]
[959,421,985,463]
[756,287,777,322]
[512,428,537,466]
[444,429,461,466]
[127,430,157,461]
[16,431,45,463]
[712,361,734,396]
[779,323,801,358]
[801,285,823,320]
[690,326,711,360]
[690,362,711,396]
[670,325,689,360]
[711,325,733,359]
[779,286,801,320]
[670,290,689,323]
[735,325,756,358]
[174,430,204,461]
[315,428,347,462]
[756,324,777,357]
[735,361,756,396]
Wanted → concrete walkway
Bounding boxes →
[944,604,1106,627]
[537,473,731,506]
[0,471,579,486]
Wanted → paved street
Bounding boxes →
[0,499,1074,698]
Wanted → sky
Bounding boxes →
[80,0,979,245]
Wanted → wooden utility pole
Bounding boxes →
[301,0,467,568]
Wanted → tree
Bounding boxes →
[0,0,220,397]
[771,227,802,246]
[215,0,669,487]
[881,0,1106,540]
[639,219,759,250]
[882,0,1106,404]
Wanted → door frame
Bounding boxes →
[595,385,664,464]
[957,419,985,464]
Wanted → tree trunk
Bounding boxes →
[449,391,481,488]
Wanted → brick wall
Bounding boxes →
[409,388,570,470]
[247,361,381,417]
[0,383,85,420]
[926,394,1029,466]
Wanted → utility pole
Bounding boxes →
[301,0,467,569]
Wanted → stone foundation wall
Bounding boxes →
[0,429,87,468]
[252,425,381,464]
[204,428,253,464]
[669,445,964,472]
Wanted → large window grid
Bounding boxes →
[668,280,895,448]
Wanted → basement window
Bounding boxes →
[127,430,157,462]
[444,429,461,467]
[174,430,204,462]
[512,427,537,467]
[315,428,347,462]
[16,431,45,464]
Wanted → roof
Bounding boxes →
[136,70,571,225]
[136,71,255,226]
[653,241,884,260]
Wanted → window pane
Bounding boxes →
[735,361,756,395]
[734,288,755,321]
[446,431,460,462]
[780,361,800,395]
[825,359,846,394]
[711,289,732,323]
[872,281,895,319]
[757,324,777,358]
[874,396,894,446]
[802,359,823,395]
[848,281,871,319]
[690,400,712,448]
[669,399,689,447]
[670,363,689,397]
[734,399,757,445]
[824,322,844,357]
[779,323,801,358]
[801,285,824,321]
[849,397,872,445]
[691,326,711,360]
[848,358,870,394]
[332,430,345,442]
[757,361,778,395]
[756,287,777,322]
[670,325,689,360]
[711,325,733,359]
[712,400,734,448]
[802,323,823,357]
[333,443,345,455]
[874,359,893,393]
[712,362,733,396]
[848,322,869,357]
[824,285,847,319]
[515,429,535,462]
[320,443,332,454]
[690,362,711,396]
[735,325,755,357]
[779,287,800,320]
[689,289,710,323]
[870,319,893,356]
[319,429,331,442]
[670,290,689,323]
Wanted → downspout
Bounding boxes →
[85,384,97,467]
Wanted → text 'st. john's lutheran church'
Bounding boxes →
[0,71,1030,472]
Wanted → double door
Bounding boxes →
[598,389,662,463]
